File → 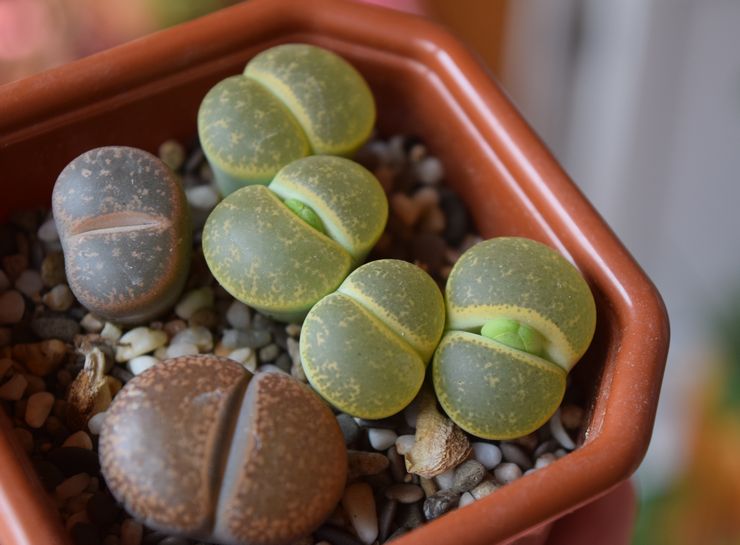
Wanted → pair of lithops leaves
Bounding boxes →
[301,238,597,442]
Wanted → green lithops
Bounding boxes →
[198,43,375,195]
[433,237,597,439]
[301,259,446,420]
[202,155,387,322]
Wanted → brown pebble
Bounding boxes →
[391,193,423,226]
[560,404,585,429]
[64,430,94,450]
[2,253,28,282]
[41,252,66,287]
[120,519,143,545]
[347,450,390,480]
[0,374,28,400]
[385,483,425,504]
[56,472,92,501]
[12,339,68,376]
[26,391,55,428]
[0,290,25,324]
[378,498,397,542]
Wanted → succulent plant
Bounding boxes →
[301,259,446,419]
[52,146,191,324]
[198,43,375,195]
[202,155,388,322]
[433,237,597,440]
[100,355,347,545]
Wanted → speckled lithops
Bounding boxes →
[198,43,375,195]
[203,155,387,322]
[301,259,445,419]
[99,355,347,545]
[52,146,191,324]
[433,237,597,439]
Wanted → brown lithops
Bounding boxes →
[99,355,347,545]
[52,146,191,324]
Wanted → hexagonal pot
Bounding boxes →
[0,0,670,544]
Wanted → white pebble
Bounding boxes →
[493,462,522,484]
[153,346,168,360]
[286,337,300,365]
[186,184,219,210]
[55,473,91,501]
[228,347,255,369]
[434,468,456,490]
[550,409,576,450]
[0,270,9,291]
[0,290,25,324]
[256,364,288,374]
[395,434,416,455]
[535,453,557,469]
[221,329,250,349]
[458,492,475,508]
[63,431,93,450]
[116,327,168,362]
[120,518,143,545]
[554,448,568,458]
[14,270,43,297]
[175,287,214,320]
[226,300,251,329]
[472,442,503,470]
[80,313,104,333]
[500,442,532,469]
[368,428,397,451]
[100,322,122,343]
[127,355,159,375]
[415,156,444,185]
[171,326,213,352]
[166,343,199,358]
[42,284,74,311]
[88,411,107,435]
[342,482,378,545]
[0,374,28,400]
[37,218,59,243]
[25,391,54,428]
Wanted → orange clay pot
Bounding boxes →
[0,1,669,544]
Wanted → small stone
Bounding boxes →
[342,482,378,545]
[549,410,576,450]
[368,428,397,451]
[414,156,444,185]
[186,184,219,210]
[493,462,523,484]
[15,269,43,297]
[290,356,306,383]
[188,307,218,329]
[41,252,66,287]
[419,476,438,498]
[166,343,199,358]
[33,460,65,491]
[127,355,159,375]
[80,312,105,333]
[347,450,389,480]
[391,193,423,226]
[163,319,188,339]
[24,373,47,394]
[378,498,397,543]
[439,188,469,246]
[0,374,28,400]
[63,431,94,450]
[2,253,28,282]
[0,358,12,377]
[336,413,359,445]
[387,445,406,483]
[226,348,255,370]
[410,233,446,271]
[115,327,168,362]
[0,290,25,324]
[533,439,560,459]
[535,453,557,469]
[285,323,301,337]
[242,329,272,349]
[452,460,486,492]
[471,442,503,470]
[257,364,288,374]
[434,468,455,490]
[158,140,185,171]
[37,218,59,243]
[251,312,274,331]
[87,412,107,435]
[514,432,539,452]
[470,480,498,500]
[42,284,75,311]
[395,434,416,455]
[170,326,213,352]
[14,427,33,453]
[560,404,585,430]
[417,206,446,235]
[423,490,460,520]
[0,270,9,290]
[286,337,300,366]
[31,315,81,342]
[221,329,250,349]
[174,287,214,320]
[500,442,533,470]
[56,472,91,500]
[385,483,424,504]
[457,491,475,508]
[100,322,122,343]
[258,343,280,362]
[26,391,55,428]
[120,519,143,545]
[110,366,134,384]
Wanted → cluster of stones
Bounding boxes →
[0,132,587,545]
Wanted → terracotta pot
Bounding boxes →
[0,0,670,544]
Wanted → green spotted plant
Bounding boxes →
[198,43,375,196]
[300,259,446,420]
[202,155,387,322]
[432,237,597,440]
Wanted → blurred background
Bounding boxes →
[2,0,738,542]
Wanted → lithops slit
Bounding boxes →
[433,237,596,440]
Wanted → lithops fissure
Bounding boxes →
[52,146,191,324]
[301,259,445,419]
[433,237,597,440]
[100,356,347,545]
[203,156,387,322]
[198,43,375,195]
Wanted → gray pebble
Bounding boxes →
[535,453,557,469]
[500,442,533,470]
[337,413,360,445]
[15,269,43,297]
[493,462,523,484]
[533,439,559,459]
[251,313,274,331]
[378,498,398,543]
[221,329,251,349]
[470,480,498,500]
[242,329,272,349]
[396,501,425,529]
[414,156,444,185]
[368,428,397,451]
[452,459,486,492]
[387,446,407,483]
[423,489,460,520]
[439,188,469,246]
[385,483,424,504]
[31,315,80,342]
[274,353,292,372]
[225,300,251,330]
[110,366,134,384]
[258,343,280,362]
